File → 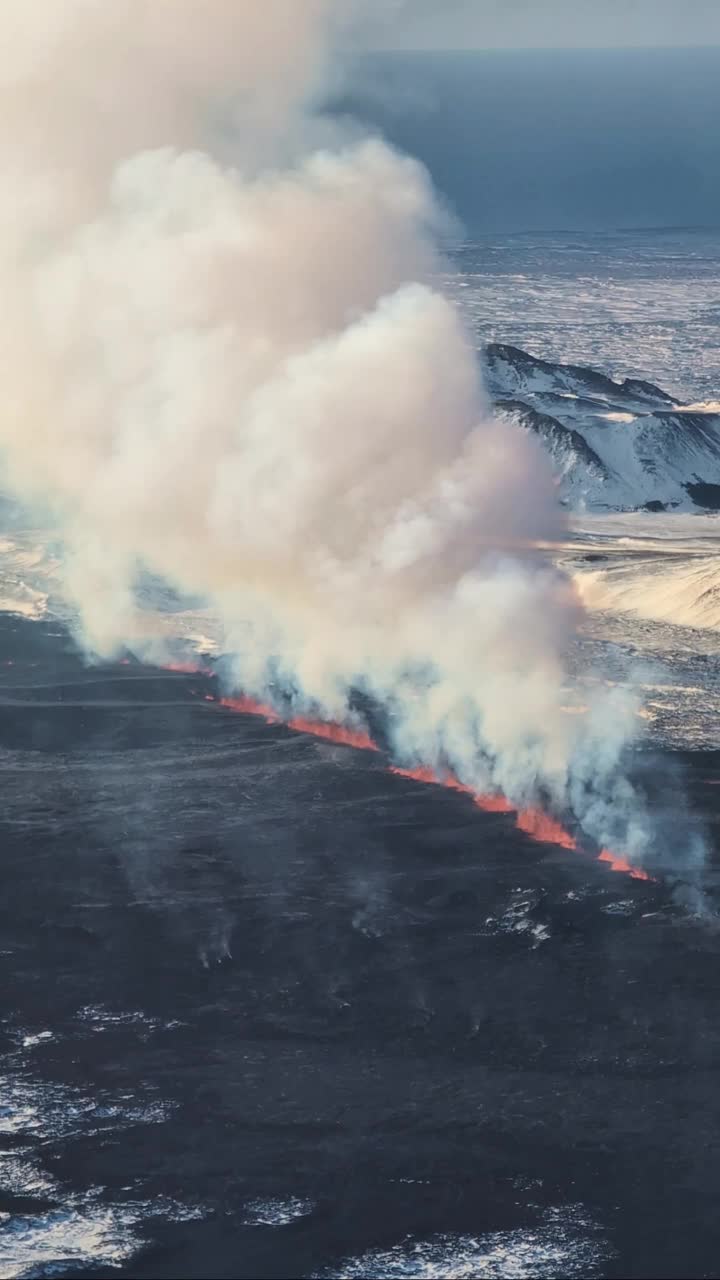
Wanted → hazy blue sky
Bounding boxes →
[336,44,720,231]
[376,1,720,50]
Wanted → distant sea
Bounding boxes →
[336,47,720,236]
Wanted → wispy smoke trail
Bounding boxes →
[0,1,688,873]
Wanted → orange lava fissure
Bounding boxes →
[287,717,380,752]
[168,664,651,882]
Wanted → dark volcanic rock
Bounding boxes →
[1,615,720,1279]
[685,480,720,509]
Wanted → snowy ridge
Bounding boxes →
[485,343,720,512]
[495,398,609,507]
[485,342,679,411]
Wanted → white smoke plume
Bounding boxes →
[0,1,674,868]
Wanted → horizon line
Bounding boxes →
[370,44,720,55]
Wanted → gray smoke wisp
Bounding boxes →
[0,1,690,873]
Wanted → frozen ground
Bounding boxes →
[446,228,720,401]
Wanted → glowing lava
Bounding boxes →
[393,766,649,876]
[287,717,379,751]
[220,695,278,723]
[390,764,458,787]
[160,661,652,882]
[473,792,515,814]
[515,808,578,851]
[599,849,651,881]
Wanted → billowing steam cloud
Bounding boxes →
[0,1,670,867]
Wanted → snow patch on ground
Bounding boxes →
[315,1204,613,1279]
[242,1197,315,1227]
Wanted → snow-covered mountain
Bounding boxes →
[484,343,720,512]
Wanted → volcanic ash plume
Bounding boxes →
[0,1,677,869]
